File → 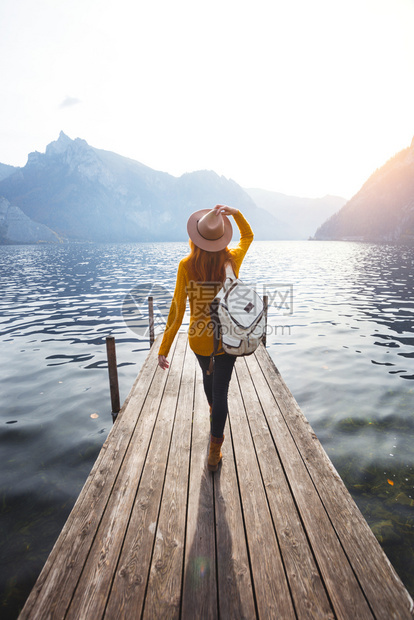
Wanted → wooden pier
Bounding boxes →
[20,333,413,619]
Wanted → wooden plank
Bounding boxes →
[141,341,195,619]
[244,350,373,618]
[214,415,257,619]
[181,358,218,619]
[114,333,165,424]
[18,335,166,620]
[70,334,187,619]
[253,345,414,620]
[227,367,296,619]
[235,357,334,619]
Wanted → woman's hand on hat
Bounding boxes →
[214,204,239,217]
[158,355,169,370]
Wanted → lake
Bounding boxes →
[0,239,413,617]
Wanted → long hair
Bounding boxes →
[185,240,236,283]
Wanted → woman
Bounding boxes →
[158,204,254,471]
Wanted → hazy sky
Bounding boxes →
[0,0,413,199]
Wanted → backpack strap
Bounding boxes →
[207,297,222,374]
[225,263,236,281]
[207,263,234,375]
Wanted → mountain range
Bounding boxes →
[0,196,60,244]
[245,188,346,240]
[2,132,413,245]
[0,163,17,182]
[0,132,343,244]
[315,137,414,243]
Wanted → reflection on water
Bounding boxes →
[0,240,413,616]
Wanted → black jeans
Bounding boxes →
[195,353,236,439]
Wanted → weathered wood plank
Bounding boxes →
[214,417,257,619]
[244,350,373,619]
[228,368,296,619]
[141,342,195,619]
[254,345,414,619]
[78,333,186,620]
[181,360,217,619]
[18,335,167,620]
[236,356,335,619]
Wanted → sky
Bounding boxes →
[0,0,413,200]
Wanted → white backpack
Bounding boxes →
[210,264,265,360]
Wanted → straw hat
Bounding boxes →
[187,208,233,252]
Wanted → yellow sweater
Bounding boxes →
[158,211,254,357]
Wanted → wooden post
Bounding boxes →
[148,296,155,347]
[263,294,268,347]
[106,336,120,420]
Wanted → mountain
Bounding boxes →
[315,138,414,243]
[0,163,18,182]
[245,188,346,239]
[0,132,286,243]
[0,197,61,244]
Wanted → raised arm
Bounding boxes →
[214,204,254,252]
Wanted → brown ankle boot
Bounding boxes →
[208,434,224,472]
